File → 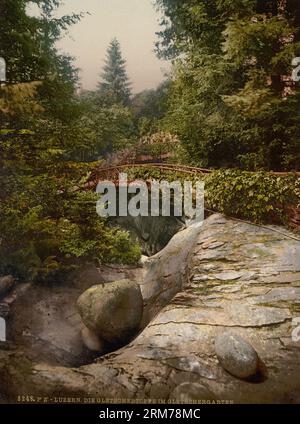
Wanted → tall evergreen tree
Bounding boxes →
[98,38,132,105]
[0,2,140,280]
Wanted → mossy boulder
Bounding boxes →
[77,279,143,344]
[215,332,259,379]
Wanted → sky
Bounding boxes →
[29,0,170,93]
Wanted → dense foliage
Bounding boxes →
[123,166,299,227]
[78,91,136,159]
[131,81,171,135]
[205,170,300,224]
[156,0,300,171]
[0,1,140,281]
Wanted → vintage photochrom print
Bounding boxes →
[0,0,300,418]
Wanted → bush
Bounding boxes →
[121,166,300,227]
[205,170,300,225]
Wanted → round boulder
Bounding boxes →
[77,280,143,344]
[215,332,259,379]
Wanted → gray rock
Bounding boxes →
[0,276,15,297]
[77,279,143,344]
[213,271,244,281]
[215,332,259,379]
[208,242,225,250]
[169,383,216,402]
[253,288,300,304]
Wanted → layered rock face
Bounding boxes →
[1,215,300,404]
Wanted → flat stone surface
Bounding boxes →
[213,271,245,281]
[252,288,300,304]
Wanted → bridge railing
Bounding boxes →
[86,162,300,189]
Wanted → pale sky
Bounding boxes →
[29,0,170,93]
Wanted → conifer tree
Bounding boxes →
[0,2,140,280]
[98,38,132,105]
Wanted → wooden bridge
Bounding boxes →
[84,163,212,190]
[84,162,300,190]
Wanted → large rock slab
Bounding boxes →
[140,219,205,326]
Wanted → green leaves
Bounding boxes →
[124,166,299,228]
[205,170,300,224]
[156,0,300,171]
[0,2,140,281]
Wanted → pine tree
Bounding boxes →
[98,38,132,105]
[0,3,140,281]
